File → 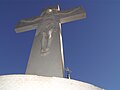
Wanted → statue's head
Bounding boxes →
[41,5,60,16]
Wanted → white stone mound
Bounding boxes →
[0,75,103,90]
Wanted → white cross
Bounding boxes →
[15,5,86,77]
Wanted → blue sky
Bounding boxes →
[0,0,120,90]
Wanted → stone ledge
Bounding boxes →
[0,74,103,90]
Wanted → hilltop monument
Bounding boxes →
[0,5,104,90]
[15,5,86,77]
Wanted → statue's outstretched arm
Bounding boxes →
[56,6,86,23]
[15,16,42,33]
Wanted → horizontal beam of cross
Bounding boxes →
[15,6,86,33]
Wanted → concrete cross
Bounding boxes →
[15,5,86,77]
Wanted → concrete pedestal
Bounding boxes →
[0,75,103,90]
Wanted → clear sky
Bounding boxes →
[0,0,120,90]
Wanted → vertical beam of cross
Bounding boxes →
[15,5,86,77]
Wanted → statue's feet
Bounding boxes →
[40,48,49,56]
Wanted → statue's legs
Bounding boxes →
[40,30,53,55]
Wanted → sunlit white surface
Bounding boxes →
[0,75,103,90]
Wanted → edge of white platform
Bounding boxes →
[0,74,104,90]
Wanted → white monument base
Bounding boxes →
[0,75,103,90]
